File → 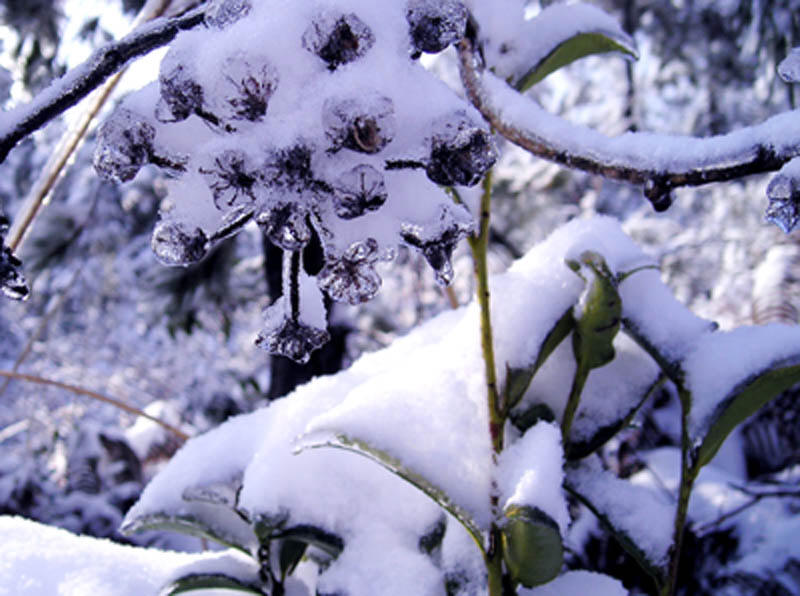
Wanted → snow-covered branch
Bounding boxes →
[457,35,800,211]
[0,7,206,164]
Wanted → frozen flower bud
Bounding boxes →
[256,201,312,251]
[157,61,204,123]
[94,108,156,183]
[318,237,381,304]
[323,94,395,154]
[216,53,278,125]
[302,12,375,71]
[426,111,498,187]
[778,48,800,84]
[765,172,800,234]
[406,0,468,56]
[256,301,330,364]
[331,164,387,219]
[151,220,209,266]
[205,0,251,29]
[400,206,474,286]
[199,149,261,210]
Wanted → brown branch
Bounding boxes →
[456,35,800,212]
[0,369,189,442]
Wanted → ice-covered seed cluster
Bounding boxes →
[93,0,497,362]
[0,213,29,301]
[766,172,800,234]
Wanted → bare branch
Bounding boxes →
[0,7,206,165]
[0,369,190,442]
[456,35,800,211]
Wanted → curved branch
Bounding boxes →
[0,7,206,165]
[457,36,800,211]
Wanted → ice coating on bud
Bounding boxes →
[1,214,29,300]
[332,164,387,219]
[426,111,498,187]
[406,0,468,56]
[323,94,396,154]
[256,202,312,251]
[765,173,800,234]
[318,237,382,304]
[302,12,375,71]
[156,55,205,123]
[151,220,209,266]
[778,48,800,84]
[262,144,321,196]
[400,206,474,286]
[93,108,155,183]
[205,0,252,29]
[255,299,330,364]
[199,149,261,210]
[215,53,278,125]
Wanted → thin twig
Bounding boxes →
[0,369,189,442]
[456,35,800,211]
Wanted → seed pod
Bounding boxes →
[151,220,209,266]
[426,111,497,187]
[400,206,474,286]
[205,0,252,29]
[256,201,312,251]
[302,12,375,71]
[256,300,330,364]
[94,108,156,183]
[156,60,205,123]
[406,0,468,56]
[331,164,387,219]
[318,238,382,304]
[199,149,261,210]
[765,172,800,234]
[322,95,395,154]
[217,53,278,125]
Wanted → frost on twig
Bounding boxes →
[0,7,206,164]
[456,34,800,212]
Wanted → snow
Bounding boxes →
[568,456,673,566]
[685,323,800,439]
[0,515,259,596]
[519,570,627,596]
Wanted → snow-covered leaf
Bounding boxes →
[511,4,637,92]
[501,505,563,588]
[695,357,800,469]
[778,47,800,84]
[566,458,670,584]
[519,570,627,595]
[505,308,573,411]
[296,432,484,549]
[161,572,264,595]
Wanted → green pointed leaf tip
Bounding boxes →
[120,511,254,555]
[569,251,622,370]
[161,573,264,595]
[501,505,563,588]
[516,31,638,91]
[695,358,800,468]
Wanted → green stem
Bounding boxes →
[661,389,697,596]
[485,527,504,596]
[560,363,589,439]
[467,170,503,457]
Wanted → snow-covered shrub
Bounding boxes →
[3,0,800,595]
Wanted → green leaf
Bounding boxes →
[120,512,253,555]
[160,573,264,595]
[569,251,622,371]
[505,308,574,410]
[695,357,800,468]
[297,432,485,551]
[273,524,344,558]
[566,373,666,460]
[516,32,638,92]
[500,505,563,588]
[564,482,665,589]
[278,539,307,581]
